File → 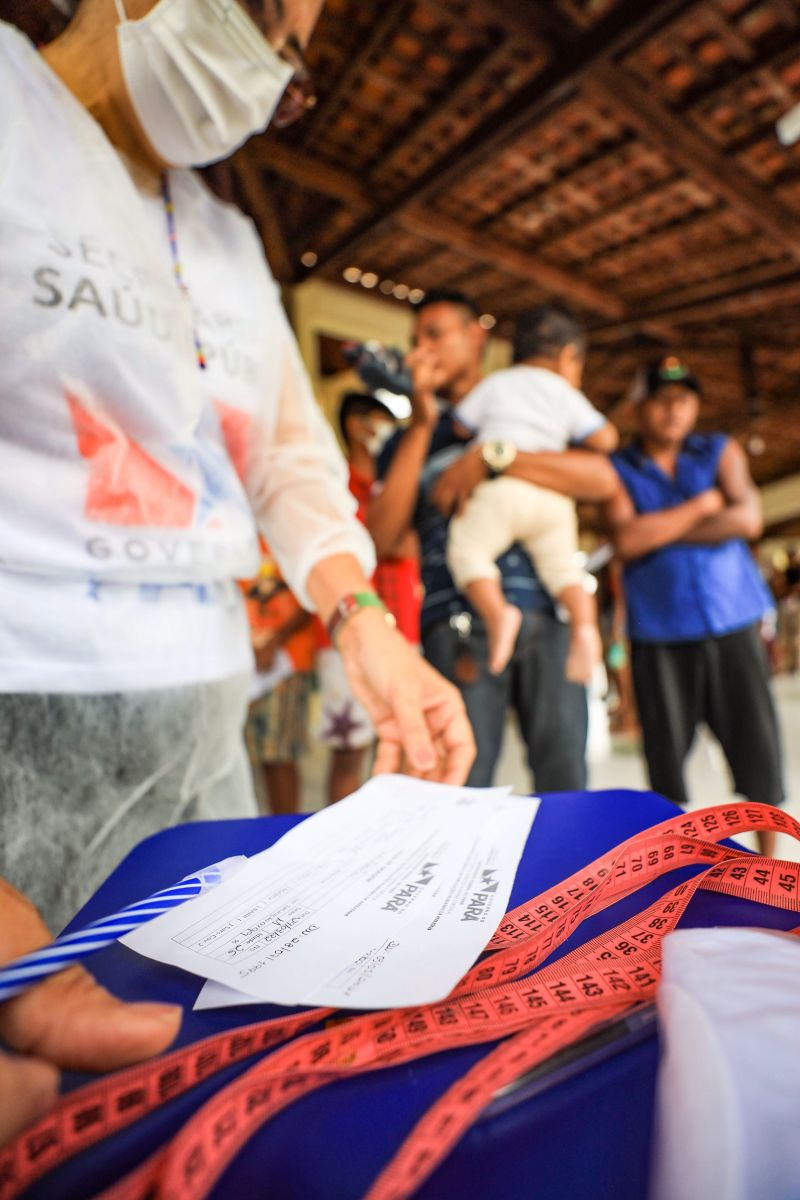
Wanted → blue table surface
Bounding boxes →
[25,789,799,1200]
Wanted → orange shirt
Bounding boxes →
[240,545,316,673]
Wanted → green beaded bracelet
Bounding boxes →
[327,591,396,645]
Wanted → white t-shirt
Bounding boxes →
[0,25,373,692]
[453,365,606,452]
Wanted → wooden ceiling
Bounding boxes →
[6,0,800,490]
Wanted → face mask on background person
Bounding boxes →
[363,420,396,459]
[115,0,294,167]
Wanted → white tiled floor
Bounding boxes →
[293,675,800,859]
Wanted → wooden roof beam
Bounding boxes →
[467,0,550,42]
[243,141,373,210]
[374,37,515,181]
[594,273,800,330]
[397,207,625,318]
[301,0,410,151]
[586,64,800,262]
[313,0,699,280]
[479,136,647,234]
[233,157,295,284]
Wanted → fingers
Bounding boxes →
[388,691,438,775]
[419,690,476,786]
[371,684,476,787]
[372,737,402,778]
[0,1051,58,1148]
[339,616,475,786]
[0,967,182,1072]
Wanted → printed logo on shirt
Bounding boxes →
[215,401,253,483]
[29,229,260,384]
[67,390,195,527]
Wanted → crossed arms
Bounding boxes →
[605,439,763,562]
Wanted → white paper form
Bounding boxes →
[122,776,538,1010]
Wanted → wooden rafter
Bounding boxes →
[374,36,514,181]
[301,0,410,150]
[232,157,295,284]
[397,208,625,316]
[538,173,698,260]
[468,0,548,41]
[244,141,372,210]
[311,0,698,307]
[593,272,800,331]
[480,137,649,234]
[586,64,800,261]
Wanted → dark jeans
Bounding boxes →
[631,623,784,809]
[423,610,588,791]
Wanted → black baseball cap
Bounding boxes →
[634,357,702,402]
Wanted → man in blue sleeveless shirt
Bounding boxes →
[370,291,617,789]
[607,358,784,856]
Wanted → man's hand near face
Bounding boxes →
[406,346,444,429]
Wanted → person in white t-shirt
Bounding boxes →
[446,305,618,679]
[0,0,473,934]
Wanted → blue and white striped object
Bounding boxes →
[0,856,246,1003]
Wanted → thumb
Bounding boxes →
[0,1051,59,1148]
[391,689,437,774]
[1,968,183,1072]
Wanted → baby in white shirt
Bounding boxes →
[447,305,618,680]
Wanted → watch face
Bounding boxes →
[483,441,516,472]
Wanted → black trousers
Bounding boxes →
[423,610,588,792]
[631,623,784,808]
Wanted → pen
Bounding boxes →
[0,856,246,1003]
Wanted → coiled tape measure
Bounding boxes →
[2,800,799,1200]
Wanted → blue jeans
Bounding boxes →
[422,610,588,791]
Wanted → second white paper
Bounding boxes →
[123,775,538,1010]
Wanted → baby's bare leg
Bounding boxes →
[447,481,523,675]
[558,584,602,685]
[461,578,522,675]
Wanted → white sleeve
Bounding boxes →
[452,377,494,435]
[565,386,607,444]
[244,298,375,612]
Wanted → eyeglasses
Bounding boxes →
[273,39,317,128]
[236,3,317,127]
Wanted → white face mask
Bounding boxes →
[115,0,294,168]
[364,421,395,458]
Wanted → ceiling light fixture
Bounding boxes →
[776,100,800,146]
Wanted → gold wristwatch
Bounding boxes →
[481,440,518,478]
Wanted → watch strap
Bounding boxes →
[327,591,395,644]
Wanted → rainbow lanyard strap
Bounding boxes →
[161,173,207,372]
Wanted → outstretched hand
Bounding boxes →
[0,878,182,1147]
[337,607,475,784]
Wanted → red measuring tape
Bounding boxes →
[1,800,798,1200]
